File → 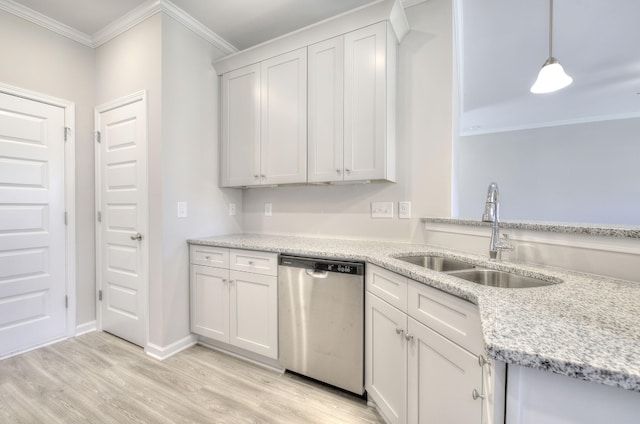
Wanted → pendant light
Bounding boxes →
[530,0,573,94]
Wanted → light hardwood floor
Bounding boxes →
[0,332,383,423]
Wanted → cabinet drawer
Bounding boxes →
[190,245,229,268]
[408,279,484,355]
[229,249,278,276]
[366,264,408,312]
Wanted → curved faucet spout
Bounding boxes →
[481,182,512,260]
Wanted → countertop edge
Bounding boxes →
[420,217,640,239]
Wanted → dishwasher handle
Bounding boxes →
[305,269,329,279]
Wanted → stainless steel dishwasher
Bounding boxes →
[278,255,365,395]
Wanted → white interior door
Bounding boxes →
[96,93,147,347]
[0,92,67,358]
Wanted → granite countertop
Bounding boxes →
[188,234,640,393]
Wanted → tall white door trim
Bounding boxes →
[94,90,149,349]
[0,82,76,340]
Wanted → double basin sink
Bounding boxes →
[396,256,558,288]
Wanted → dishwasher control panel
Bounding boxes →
[279,255,364,275]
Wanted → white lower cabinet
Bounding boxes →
[365,264,503,424]
[189,245,278,359]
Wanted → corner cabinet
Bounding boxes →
[308,22,397,183]
[189,245,278,359]
[221,48,307,187]
[365,264,505,424]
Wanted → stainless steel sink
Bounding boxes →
[448,269,558,288]
[396,256,476,272]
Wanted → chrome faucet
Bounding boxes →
[482,182,512,261]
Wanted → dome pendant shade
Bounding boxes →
[530,57,573,94]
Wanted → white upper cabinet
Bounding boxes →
[216,0,408,188]
[308,22,397,183]
[221,64,261,187]
[343,22,396,182]
[260,48,308,185]
[221,49,307,187]
[308,36,345,183]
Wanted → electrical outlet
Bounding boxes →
[265,203,273,217]
[177,201,187,218]
[371,202,393,218]
[399,201,411,219]
[229,203,236,216]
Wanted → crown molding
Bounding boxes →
[0,0,92,46]
[0,0,237,53]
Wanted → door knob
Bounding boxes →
[130,232,143,241]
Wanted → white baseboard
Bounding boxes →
[75,321,97,336]
[145,334,198,360]
[196,337,283,372]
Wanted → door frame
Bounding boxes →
[94,90,149,348]
[0,82,77,339]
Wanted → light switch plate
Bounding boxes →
[371,202,393,218]
[177,201,187,218]
[399,201,411,219]
[265,203,273,217]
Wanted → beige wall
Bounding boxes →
[241,0,453,243]
[0,11,96,326]
[160,14,242,346]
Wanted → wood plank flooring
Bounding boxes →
[0,332,383,423]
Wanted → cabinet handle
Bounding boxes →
[404,333,414,342]
[472,389,485,400]
[478,355,488,367]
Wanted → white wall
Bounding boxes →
[0,11,96,327]
[160,14,242,346]
[241,0,453,243]
[453,118,640,225]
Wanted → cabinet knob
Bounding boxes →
[254,174,259,179]
[229,280,235,285]
[472,389,485,400]
[404,333,414,342]
[130,232,143,241]
[261,174,266,178]
[248,261,255,266]
[336,169,341,174]
[395,328,404,336]
[222,279,228,284]
[205,255,211,260]
[345,168,351,174]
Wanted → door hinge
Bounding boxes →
[97,211,102,222]
[64,211,68,225]
[98,290,103,301]
[65,295,68,309]
[64,127,71,142]
[95,130,101,143]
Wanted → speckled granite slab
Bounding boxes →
[421,217,640,239]
[188,233,640,393]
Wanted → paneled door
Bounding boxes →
[0,92,67,358]
[96,92,147,347]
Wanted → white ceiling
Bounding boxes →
[459,0,640,134]
[10,0,380,50]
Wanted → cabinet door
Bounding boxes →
[308,36,345,183]
[190,265,230,342]
[229,270,278,359]
[408,317,483,424]
[344,22,387,181]
[260,48,307,185]
[366,292,408,424]
[221,63,261,187]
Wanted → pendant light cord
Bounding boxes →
[549,0,554,58]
